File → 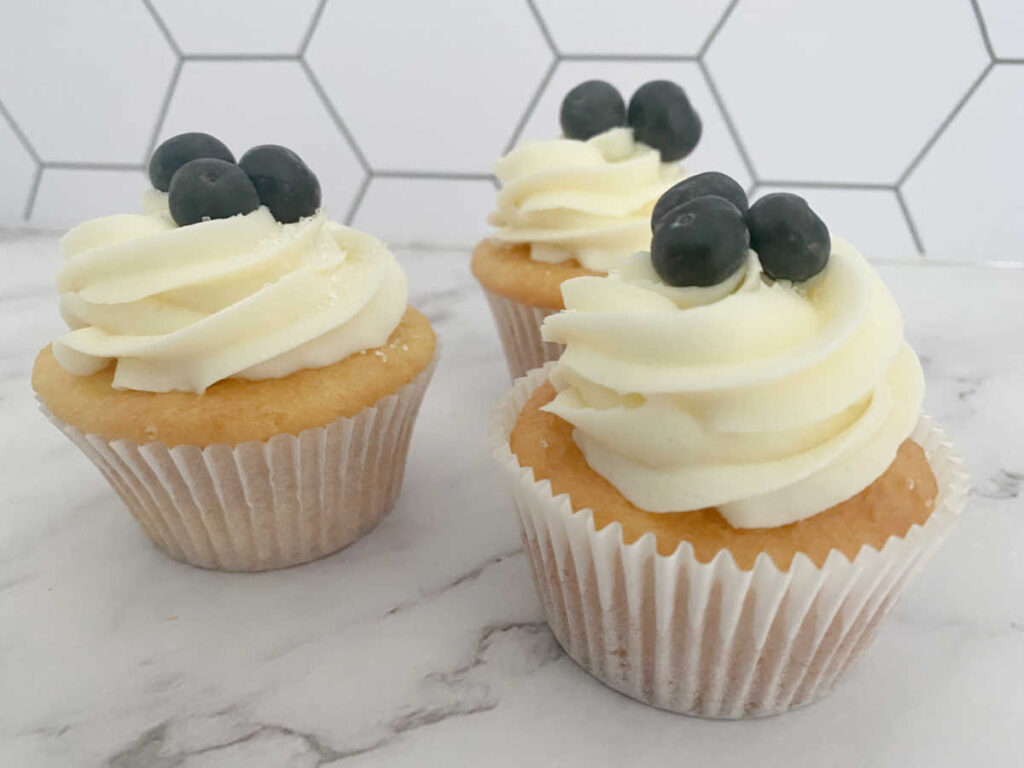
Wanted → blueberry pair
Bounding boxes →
[148,133,321,227]
[560,80,701,162]
[650,172,831,287]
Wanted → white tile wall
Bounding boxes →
[305,0,551,174]
[32,168,147,226]
[517,60,753,189]
[707,0,989,184]
[902,65,1024,261]
[0,110,35,221]
[157,60,365,221]
[150,0,320,55]
[0,0,1022,262]
[978,0,1024,58]
[533,0,733,56]
[752,186,918,259]
[0,0,176,164]
[352,178,497,247]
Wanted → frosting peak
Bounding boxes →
[53,197,407,394]
[488,127,683,272]
[541,239,924,529]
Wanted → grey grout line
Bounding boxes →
[696,0,758,187]
[139,0,181,57]
[758,180,895,191]
[559,53,697,62]
[44,161,145,171]
[23,165,43,221]
[182,53,299,62]
[298,58,371,174]
[970,0,997,61]
[894,187,925,255]
[502,56,559,156]
[345,173,372,225]
[0,98,40,164]
[996,58,1024,64]
[143,57,184,162]
[896,60,993,187]
[299,0,328,56]
[524,0,560,57]
[698,0,742,58]
[697,57,758,184]
[373,170,496,182]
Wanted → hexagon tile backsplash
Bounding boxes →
[1,0,1022,262]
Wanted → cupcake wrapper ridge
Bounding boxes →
[483,289,562,380]
[41,349,439,573]
[489,364,968,719]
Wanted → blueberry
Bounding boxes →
[651,196,748,287]
[168,158,260,226]
[627,80,702,162]
[148,132,234,192]
[746,193,830,282]
[651,172,748,232]
[560,80,626,141]
[239,145,321,223]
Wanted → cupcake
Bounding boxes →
[491,175,967,717]
[33,134,438,572]
[473,79,701,377]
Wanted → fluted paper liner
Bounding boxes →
[40,350,438,572]
[483,289,562,379]
[490,364,968,718]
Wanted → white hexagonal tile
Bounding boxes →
[0,0,176,164]
[151,0,320,55]
[353,177,495,247]
[0,114,36,222]
[31,168,148,226]
[534,0,732,56]
[752,186,918,259]
[158,61,365,221]
[903,66,1024,262]
[306,0,551,173]
[515,60,752,190]
[705,0,989,183]
[978,0,1024,59]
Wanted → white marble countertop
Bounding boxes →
[2,229,1022,767]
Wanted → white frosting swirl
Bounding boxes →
[53,195,407,394]
[541,238,924,529]
[488,127,683,272]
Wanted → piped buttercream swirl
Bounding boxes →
[488,127,683,272]
[540,238,924,529]
[53,195,407,394]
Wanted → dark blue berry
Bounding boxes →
[148,132,234,192]
[628,81,701,162]
[168,158,260,227]
[651,172,748,231]
[651,196,748,287]
[239,145,321,224]
[746,193,830,282]
[560,80,626,141]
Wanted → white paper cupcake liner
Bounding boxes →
[482,289,562,379]
[490,364,968,718]
[40,350,439,572]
